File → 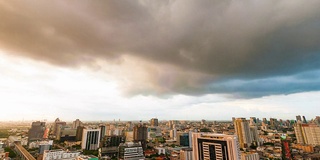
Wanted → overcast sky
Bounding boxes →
[0,0,319,121]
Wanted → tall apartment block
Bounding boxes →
[192,133,240,160]
[234,118,252,148]
[28,121,46,143]
[81,128,101,150]
[180,148,193,160]
[294,122,320,146]
[72,119,82,129]
[150,118,159,127]
[133,123,148,150]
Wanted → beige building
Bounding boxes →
[180,148,192,160]
[192,133,240,160]
[294,123,320,146]
[234,118,252,148]
[241,152,259,160]
[292,144,314,153]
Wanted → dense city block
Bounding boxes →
[0,116,319,160]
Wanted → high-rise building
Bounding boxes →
[294,122,320,146]
[262,118,267,125]
[295,122,304,144]
[180,148,192,160]
[170,128,177,140]
[168,120,177,129]
[133,123,147,150]
[201,119,206,125]
[249,126,259,146]
[296,115,302,122]
[101,135,126,158]
[126,121,133,131]
[147,127,162,139]
[232,117,236,124]
[234,118,252,148]
[269,118,278,129]
[150,118,159,127]
[125,131,134,142]
[72,119,82,129]
[28,121,46,143]
[249,117,256,126]
[102,136,126,147]
[100,125,106,141]
[82,128,101,150]
[192,133,240,160]
[178,133,190,147]
[315,116,320,125]
[76,126,84,141]
[189,131,193,148]
[59,127,77,142]
[250,117,257,124]
[256,118,260,124]
[302,116,307,124]
[113,128,123,136]
[53,118,66,139]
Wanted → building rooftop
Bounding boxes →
[119,142,142,148]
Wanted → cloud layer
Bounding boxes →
[1,0,320,97]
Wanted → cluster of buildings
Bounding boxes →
[0,115,320,160]
[0,142,10,159]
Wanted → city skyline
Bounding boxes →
[0,1,320,121]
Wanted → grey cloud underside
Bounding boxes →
[1,0,320,97]
[208,70,320,98]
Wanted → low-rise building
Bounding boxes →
[118,142,145,160]
[43,149,80,160]
[241,152,259,160]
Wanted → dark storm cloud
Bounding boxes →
[207,70,320,98]
[1,0,320,97]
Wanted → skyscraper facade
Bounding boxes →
[269,118,279,129]
[102,135,126,147]
[72,119,82,129]
[170,128,177,140]
[192,133,240,160]
[150,118,159,127]
[234,118,252,148]
[28,121,46,143]
[100,125,106,141]
[133,123,148,150]
[249,117,257,124]
[179,133,190,146]
[294,123,320,146]
[296,115,302,122]
[262,118,267,124]
[180,148,193,160]
[82,128,101,150]
[76,126,84,141]
[249,126,259,146]
[302,116,308,124]
[53,118,66,139]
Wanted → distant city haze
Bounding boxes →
[0,0,319,121]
